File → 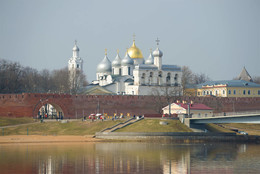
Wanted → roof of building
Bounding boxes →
[80,84,115,95]
[197,80,260,88]
[162,65,182,71]
[237,67,253,82]
[177,103,213,110]
[163,102,213,111]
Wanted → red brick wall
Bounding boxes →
[0,93,260,118]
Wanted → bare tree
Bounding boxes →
[253,76,260,84]
[0,59,23,93]
[181,66,193,88]
[192,73,211,84]
[0,59,88,94]
[69,69,88,94]
[151,86,182,114]
[52,68,70,93]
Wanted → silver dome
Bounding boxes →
[145,52,154,65]
[112,53,121,67]
[72,45,79,51]
[97,55,112,73]
[121,52,134,66]
[153,47,163,57]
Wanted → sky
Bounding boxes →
[0,0,259,82]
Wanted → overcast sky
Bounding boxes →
[0,0,259,82]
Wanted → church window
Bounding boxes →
[128,67,131,75]
[112,68,114,75]
[248,90,251,95]
[141,73,146,85]
[149,72,153,85]
[141,73,145,79]
[243,90,246,95]
[158,71,162,77]
[166,73,171,85]
[77,64,79,68]
[119,68,122,76]
[174,74,178,80]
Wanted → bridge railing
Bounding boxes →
[213,110,260,117]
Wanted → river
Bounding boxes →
[0,142,259,174]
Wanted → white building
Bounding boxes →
[90,37,182,96]
[162,102,213,118]
[68,41,83,90]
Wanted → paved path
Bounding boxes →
[103,118,141,133]
[0,122,40,129]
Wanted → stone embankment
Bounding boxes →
[95,132,260,143]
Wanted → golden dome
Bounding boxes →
[127,41,143,59]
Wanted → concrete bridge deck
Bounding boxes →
[187,114,260,126]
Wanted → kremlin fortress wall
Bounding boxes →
[1,93,260,118]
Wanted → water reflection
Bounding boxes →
[0,143,260,174]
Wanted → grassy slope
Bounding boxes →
[115,119,192,132]
[2,120,125,136]
[205,124,234,133]
[222,123,260,136]
[0,117,35,127]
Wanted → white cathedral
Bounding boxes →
[68,38,182,96]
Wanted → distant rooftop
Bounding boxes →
[198,80,260,88]
[237,67,253,82]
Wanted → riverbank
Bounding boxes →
[0,135,107,144]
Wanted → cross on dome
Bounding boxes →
[156,37,160,46]
[133,33,136,42]
[105,48,108,55]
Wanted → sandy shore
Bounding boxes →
[0,135,107,144]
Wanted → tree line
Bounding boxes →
[0,59,88,94]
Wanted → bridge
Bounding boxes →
[185,114,260,129]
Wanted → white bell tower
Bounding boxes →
[68,40,83,90]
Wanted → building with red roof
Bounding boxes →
[162,101,213,118]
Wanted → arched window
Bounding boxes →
[149,72,153,85]
[248,90,251,95]
[157,71,162,85]
[141,73,145,85]
[233,90,236,95]
[174,74,178,81]
[243,90,246,95]
[128,67,131,75]
[119,68,122,76]
[228,90,231,94]
[166,73,171,85]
